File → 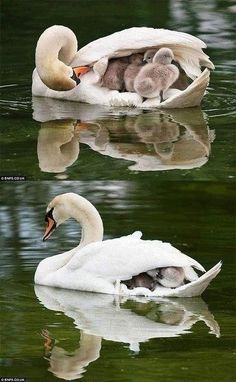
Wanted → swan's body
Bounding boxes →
[134,48,179,101]
[32,25,214,108]
[124,53,144,92]
[35,193,221,297]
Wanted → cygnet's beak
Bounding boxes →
[43,214,56,241]
[71,66,90,85]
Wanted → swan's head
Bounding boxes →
[35,25,90,91]
[43,193,76,241]
[153,48,174,65]
[43,192,103,243]
[38,62,90,91]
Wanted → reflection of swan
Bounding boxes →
[32,25,214,108]
[35,286,220,380]
[37,120,80,173]
[79,108,214,171]
[33,98,214,173]
[35,192,221,297]
[42,329,101,381]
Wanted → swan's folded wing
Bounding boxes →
[66,233,205,282]
[72,27,214,80]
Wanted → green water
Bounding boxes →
[0,0,236,381]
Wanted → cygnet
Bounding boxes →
[147,267,185,288]
[101,57,129,91]
[134,48,179,102]
[144,49,189,90]
[123,272,156,291]
[124,53,144,92]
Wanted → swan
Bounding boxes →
[134,48,179,101]
[35,192,221,296]
[32,25,214,108]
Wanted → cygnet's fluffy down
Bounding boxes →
[144,49,189,91]
[123,266,185,291]
[123,272,156,291]
[134,48,179,101]
[101,57,129,91]
[147,267,185,288]
[124,53,144,92]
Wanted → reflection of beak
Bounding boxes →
[75,122,91,130]
[43,217,56,241]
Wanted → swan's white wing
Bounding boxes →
[67,231,205,282]
[71,27,214,80]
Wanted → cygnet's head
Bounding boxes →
[143,49,157,63]
[129,53,144,65]
[153,48,174,65]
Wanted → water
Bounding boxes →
[0,0,236,381]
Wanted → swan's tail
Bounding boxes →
[163,261,222,297]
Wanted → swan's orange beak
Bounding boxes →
[43,217,56,241]
[73,66,90,77]
[71,66,90,86]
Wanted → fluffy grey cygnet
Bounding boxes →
[101,57,129,91]
[144,49,189,90]
[147,267,185,288]
[124,53,144,92]
[134,48,179,102]
[123,272,156,291]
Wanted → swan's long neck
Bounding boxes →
[35,25,78,91]
[69,194,104,249]
[35,194,104,284]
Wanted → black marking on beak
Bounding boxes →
[71,70,81,85]
[43,207,56,241]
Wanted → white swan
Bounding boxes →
[32,25,214,108]
[35,192,221,296]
